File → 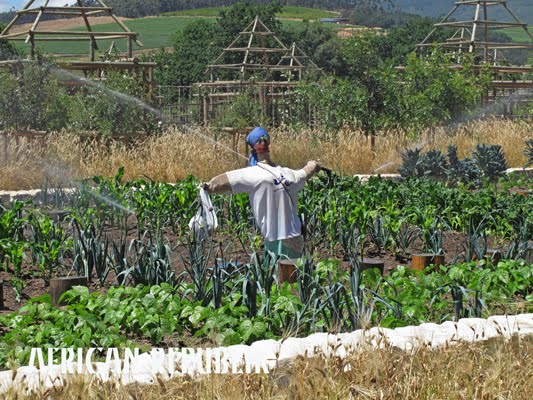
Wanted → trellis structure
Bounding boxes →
[206,16,319,82]
[0,1,156,98]
[0,0,142,61]
[417,0,533,64]
[190,16,320,126]
[416,0,533,119]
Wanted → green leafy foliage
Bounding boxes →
[0,61,157,134]
[399,143,509,187]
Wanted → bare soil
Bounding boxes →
[0,211,504,315]
[9,16,131,34]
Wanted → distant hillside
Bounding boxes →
[395,0,533,25]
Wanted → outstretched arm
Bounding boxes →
[302,160,322,179]
[203,173,232,194]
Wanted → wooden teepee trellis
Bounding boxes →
[276,42,320,81]
[0,0,142,61]
[417,0,533,65]
[206,16,318,82]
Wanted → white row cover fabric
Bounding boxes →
[1,314,532,394]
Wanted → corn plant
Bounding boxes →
[0,200,26,243]
[1,240,27,302]
[504,213,532,261]
[28,212,70,285]
[395,221,420,258]
[417,208,447,255]
[76,167,132,229]
[215,192,257,254]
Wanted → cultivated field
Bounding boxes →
[11,6,346,56]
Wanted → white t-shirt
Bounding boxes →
[226,164,308,242]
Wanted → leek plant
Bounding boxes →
[71,218,111,285]
[129,230,175,286]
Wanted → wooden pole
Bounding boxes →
[0,0,37,36]
[361,258,385,275]
[411,253,445,271]
[470,4,481,54]
[77,0,98,61]
[2,133,8,165]
[0,279,4,309]
[97,0,143,47]
[483,1,489,63]
[127,36,132,58]
[148,65,154,100]
[50,276,88,307]
[278,259,297,284]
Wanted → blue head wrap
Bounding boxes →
[246,127,269,166]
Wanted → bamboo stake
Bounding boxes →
[241,16,259,78]
[25,0,49,44]
[470,4,481,53]
[418,4,461,48]
[77,0,99,60]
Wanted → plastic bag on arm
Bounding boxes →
[188,188,218,238]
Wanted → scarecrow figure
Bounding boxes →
[204,127,321,259]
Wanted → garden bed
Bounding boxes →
[0,172,531,370]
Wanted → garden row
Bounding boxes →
[1,258,532,370]
[0,169,531,369]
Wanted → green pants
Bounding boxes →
[264,235,304,260]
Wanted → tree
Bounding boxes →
[0,22,19,60]
[216,0,283,49]
[281,20,345,73]
[155,20,218,88]
[154,1,287,86]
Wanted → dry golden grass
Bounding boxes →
[1,119,531,190]
[5,335,532,400]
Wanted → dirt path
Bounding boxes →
[9,16,131,34]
